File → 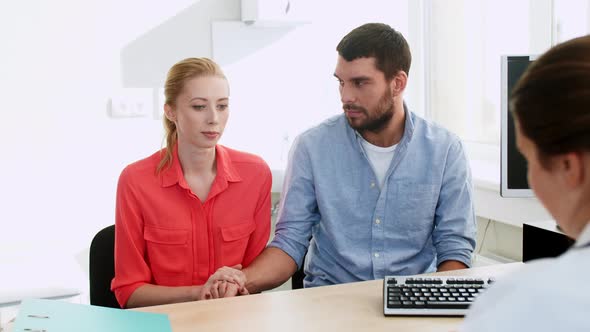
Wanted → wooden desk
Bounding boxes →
[136,263,523,332]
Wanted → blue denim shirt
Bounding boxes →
[269,107,477,287]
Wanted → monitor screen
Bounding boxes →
[500,55,537,197]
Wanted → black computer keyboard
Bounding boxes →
[383,276,495,316]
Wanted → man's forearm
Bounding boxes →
[437,260,468,272]
[243,247,298,293]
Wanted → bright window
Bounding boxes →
[425,0,590,145]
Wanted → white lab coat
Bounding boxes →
[460,223,590,332]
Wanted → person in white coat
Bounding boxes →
[460,34,590,332]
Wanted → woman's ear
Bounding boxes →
[561,152,584,189]
[164,104,176,122]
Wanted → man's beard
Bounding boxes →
[344,89,394,133]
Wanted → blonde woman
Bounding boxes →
[111,58,271,308]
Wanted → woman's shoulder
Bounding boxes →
[463,256,590,331]
[218,145,269,169]
[119,149,165,180]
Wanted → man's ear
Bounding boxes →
[390,71,408,97]
[561,152,584,189]
[164,104,176,122]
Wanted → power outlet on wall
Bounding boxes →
[108,88,152,118]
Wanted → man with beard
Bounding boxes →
[208,23,477,295]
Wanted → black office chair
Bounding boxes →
[291,251,307,290]
[291,266,305,289]
[89,224,120,308]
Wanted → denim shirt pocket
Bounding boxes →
[394,182,438,235]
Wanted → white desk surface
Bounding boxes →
[0,257,82,306]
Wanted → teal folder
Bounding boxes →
[13,299,172,332]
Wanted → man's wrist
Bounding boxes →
[242,268,258,294]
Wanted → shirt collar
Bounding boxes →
[160,144,242,188]
[574,222,590,248]
[215,145,243,183]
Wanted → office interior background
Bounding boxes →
[1,0,589,322]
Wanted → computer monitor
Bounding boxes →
[500,55,537,198]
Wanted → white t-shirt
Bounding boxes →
[358,135,397,189]
[460,222,590,332]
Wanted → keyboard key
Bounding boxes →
[425,301,471,309]
[388,301,402,308]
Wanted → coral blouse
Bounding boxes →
[111,145,271,307]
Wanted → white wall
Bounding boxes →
[0,0,412,285]
[0,0,241,262]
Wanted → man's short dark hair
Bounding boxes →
[336,23,411,80]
